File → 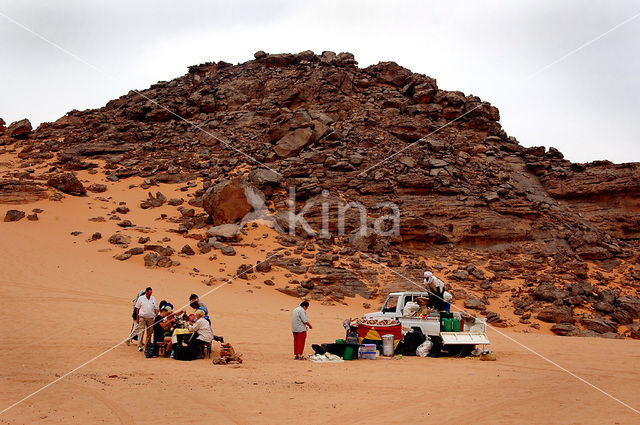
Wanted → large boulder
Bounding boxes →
[47,173,86,196]
[537,305,574,324]
[202,179,257,225]
[7,119,32,138]
[581,316,618,334]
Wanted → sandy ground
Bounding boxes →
[1,164,640,424]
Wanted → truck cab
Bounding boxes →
[365,292,429,320]
[364,291,490,350]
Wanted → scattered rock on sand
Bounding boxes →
[237,264,254,279]
[144,252,160,267]
[140,192,167,209]
[108,233,131,246]
[220,245,236,256]
[89,232,102,241]
[181,244,195,255]
[206,224,242,241]
[88,183,107,193]
[4,209,25,222]
[47,173,86,196]
[115,252,132,261]
[464,297,485,310]
[27,213,38,221]
[255,261,272,273]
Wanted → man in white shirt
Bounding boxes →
[424,271,447,311]
[291,301,312,360]
[131,287,158,351]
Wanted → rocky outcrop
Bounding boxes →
[3,50,640,337]
[7,119,32,138]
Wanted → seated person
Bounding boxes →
[153,307,174,355]
[187,309,214,357]
[189,294,210,324]
[415,297,431,316]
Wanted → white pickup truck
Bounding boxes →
[364,291,490,354]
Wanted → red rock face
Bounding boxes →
[2,51,639,336]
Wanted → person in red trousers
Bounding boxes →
[291,300,312,360]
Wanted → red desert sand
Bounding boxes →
[1,163,639,425]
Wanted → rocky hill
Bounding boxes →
[1,50,639,338]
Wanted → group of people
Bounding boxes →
[125,287,216,359]
[124,270,446,361]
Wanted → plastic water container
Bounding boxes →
[382,334,394,357]
[343,345,354,361]
[452,318,461,332]
[441,318,453,332]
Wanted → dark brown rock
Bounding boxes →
[202,179,254,225]
[181,244,195,255]
[255,261,272,273]
[108,233,131,246]
[47,173,86,196]
[537,305,574,324]
[7,119,32,138]
[88,184,107,193]
[4,209,25,222]
[580,316,618,334]
[464,297,485,310]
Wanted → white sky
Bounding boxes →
[1,0,639,163]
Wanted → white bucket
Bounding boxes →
[382,334,394,357]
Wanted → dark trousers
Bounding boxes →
[187,336,204,357]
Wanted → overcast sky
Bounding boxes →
[1,0,639,163]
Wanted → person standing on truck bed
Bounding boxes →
[424,271,446,311]
[291,301,312,360]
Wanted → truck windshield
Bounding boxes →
[383,296,400,313]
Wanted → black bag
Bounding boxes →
[401,331,426,356]
[144,343,158,358]
[173,343,194,361]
